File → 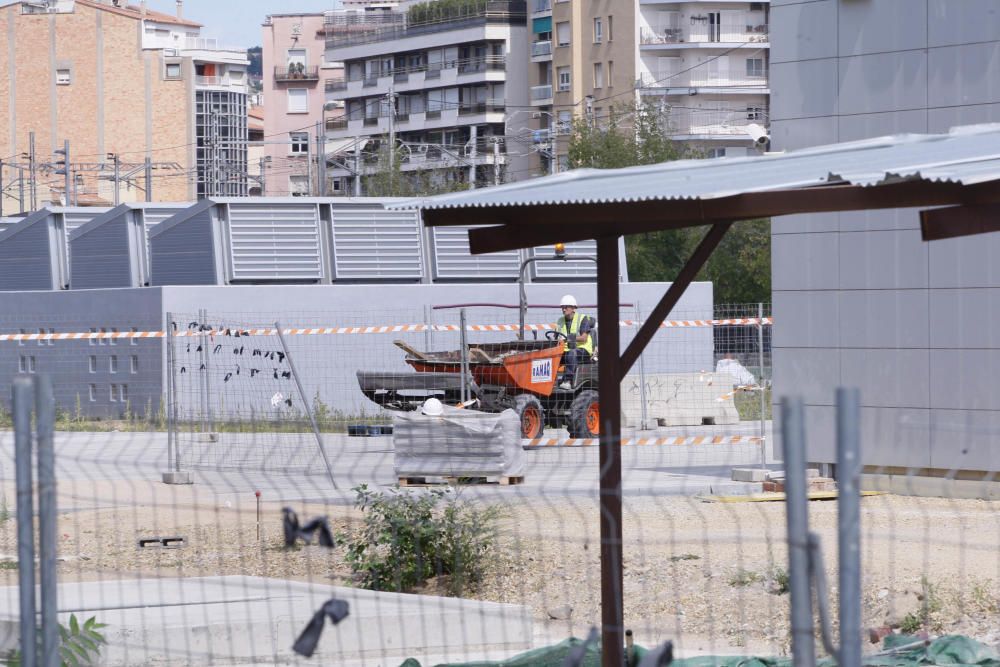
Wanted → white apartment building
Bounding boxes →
[526,0,769,174]
[637,1,769,156]
[324,0,530,192]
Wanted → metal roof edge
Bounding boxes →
[68,204,131,242]
[0,207,57,243]
[147,199,217,240]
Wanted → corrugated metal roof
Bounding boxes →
[391,125,1000,211]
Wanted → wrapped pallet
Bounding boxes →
[393,403,526,479]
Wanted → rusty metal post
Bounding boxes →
[596,235,624,667]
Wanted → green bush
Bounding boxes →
[345,484,499,597]
[4,614,107,666]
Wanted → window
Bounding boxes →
[18,328,25,346]
[109,385,117,402]
[130,326,138,346]
[593,17,602,43]
[289,175,309,197]
[607,60,614,87]
[289,132,309,155]
[109,327,118,346]
[165,62,182,80]
[557,66,571,92]
[89,327,97,346]
[47,328,54,346]
[707,147,726,159]
[88,384,97,402]
[287,88,308,113]
[557,110,572,134]
[98,327,107,346]
[746,58,765,79]
[89,356,97,373]
[130,356,139,374]
[109,355,118,374]
[56,68,71,85]
[746,106,765,121]
[120,384,128,402]
[608,15,613,41]
[593,62,604,89]
[556,21,570,46]
[19,356,36,374]
[287,48,307,68]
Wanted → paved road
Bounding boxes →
[0,422,774,506]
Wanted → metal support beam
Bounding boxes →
[620,222,732,375]
[920,202,1000,241]
[596,235,624,667]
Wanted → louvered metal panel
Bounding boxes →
[149,205,219,286]
[431,226,521,280]
[69,213,134,289]
[62,210,108,235]
[531,241,598,279]
[225,203,324,282]
[0,212,61,290]
[142,208,183,231]
[330,208,423,281]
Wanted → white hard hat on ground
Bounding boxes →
[560,294,578,307]
[421,397,444,416]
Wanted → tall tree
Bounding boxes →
[361,139,468,197]
[566,101,771,304]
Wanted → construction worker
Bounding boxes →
[555,294,594,389]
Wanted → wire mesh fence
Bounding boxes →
[2,302,998,666]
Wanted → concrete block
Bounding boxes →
[0,576,533,665]
[161,470,193,485]
[622,373,740,428]
[731,468,768,482]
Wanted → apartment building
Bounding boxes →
[0,0,249,207]
[324,0,530,193]
[528,0,769,173]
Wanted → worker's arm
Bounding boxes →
[576,317,593,345]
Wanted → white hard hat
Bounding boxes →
[421,397,444,416]
[560,294,578,308]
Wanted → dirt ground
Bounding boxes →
[1,481,999,659]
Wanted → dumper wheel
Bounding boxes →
[568,389,600,439]
[513,394,545,439]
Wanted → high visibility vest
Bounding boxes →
[557,312,594,355]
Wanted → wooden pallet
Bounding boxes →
[398,475,524,487]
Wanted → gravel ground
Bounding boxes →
[1,482,999,659]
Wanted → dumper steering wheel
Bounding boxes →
[545,330,568,342]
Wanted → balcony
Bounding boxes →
[326,117,349,131]
[668,108,769,138]
[326,1,527,50]
[639,72,768,90]
[325,78,347,92]
[532,0,551,13]
[195,76,247,91]
[274,65,321,82]
[640,23,769,46]
[531,40,552,57]
[458,100,505,115]
[530,84,553,105]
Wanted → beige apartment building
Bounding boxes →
[0,0,248,210]
[529,0,769,174]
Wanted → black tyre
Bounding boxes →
[513,394,545,439]
[568,389,600,439]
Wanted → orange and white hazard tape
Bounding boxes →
[523,434,765,449]
[0,317,772,341]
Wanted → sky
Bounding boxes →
[144,0,339,48]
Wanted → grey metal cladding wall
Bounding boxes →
[0,221,56,291]
[431,226,521,280]
[150,208,218,285]
[330,208,423,280]
[532,241,599,279]
[226,203,324,282]
[63,211,106,235]
[70,215,132,289]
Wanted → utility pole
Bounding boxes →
[144,157,152,202]
[386,84,397,192]
[316,120,326,197]
[259,156,268,195]
[492,138,501,186]
[53,140,70,207]
[28,132,37,211]
[108,153,120,206]
[468,125,477,189]
[0,158,4,217]
[18,163,24,213]
[353,137,362,196]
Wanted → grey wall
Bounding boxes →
[0,281,713,421]
[770,0,1000,471]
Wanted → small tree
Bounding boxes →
[361,138,469,197]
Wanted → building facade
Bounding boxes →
[323,0,531,193]
[0,0,248,208]
[262,12,342,197]
[528,0,769,175]
[770,0,1000,477]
